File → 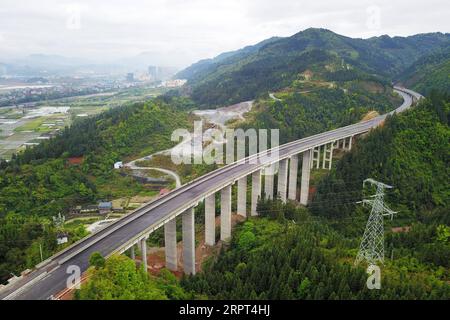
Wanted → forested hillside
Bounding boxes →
[75,254,196,300]
[176,36,280,81]
[397,49,450,95]
[180,94,450,300]
[0,96,192,217]
[73,93,450,300]
[181,207,449,299]
[312,92,449,219]
[0,97,191,283]
[177,28,449,107]
[239,83,401,144]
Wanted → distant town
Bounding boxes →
[0,65,186,108]
[0,64,186,160]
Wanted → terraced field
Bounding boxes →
[0,86,167,160]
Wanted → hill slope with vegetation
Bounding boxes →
[0,96,192,283]
[180,94,449,300]
[177,28,449,107]
[397,49,450,95]
[73,94,449,300]
[239,84,401,144]
[312,92,449,220]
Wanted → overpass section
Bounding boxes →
[0,87,422,300]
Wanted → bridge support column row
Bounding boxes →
[338,136,353,151]
[221,185,232,241]
[163,135,357,275]
[278,159,288,202]
[204,183,235,247]
[306,142,339,172]
[182,207,195,275]
[251,170,261,216]
[164,218,177,271]
[288,155,298,201]
[161,138,353,275]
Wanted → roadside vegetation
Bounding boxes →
[74,93,449,300]
[1,28,449,299]
[75,254,197,300]
[0,96,191,283]
[180,94,449,300]
[240,83,400,144]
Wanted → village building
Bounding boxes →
[98,202,113,214]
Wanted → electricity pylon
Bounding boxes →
[355,178,397,266]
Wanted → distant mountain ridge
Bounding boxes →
[176,28,450,107]
[0,52,180,77]
[176,36,281,81]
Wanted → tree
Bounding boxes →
[436,225,450,244]
[77,255,191,300]
[89,252,105,269]
[298,277,311,299]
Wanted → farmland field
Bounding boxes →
[0,86,167,160]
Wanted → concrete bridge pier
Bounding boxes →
[130,245,135,260]
[264,164,274,199]
[300,150,312,205]
[182,207,195,275]
[164,217,178,271]
[322,143,334,170]
[278,159,288,202]
[205,194,216,246]
[337,136,353,151]
[288,155,298,200]
[251,170,262,216]
[311,146,320,169]
[140,237,148,271]
[237,177,247,217]
[220,185,232,241]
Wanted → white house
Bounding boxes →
[56,233,68,245]
[114,161,123,169]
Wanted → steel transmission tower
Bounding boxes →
[355,178,397,266]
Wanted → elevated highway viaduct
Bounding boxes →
[0,87,422,300]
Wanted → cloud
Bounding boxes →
[0,0,448,68]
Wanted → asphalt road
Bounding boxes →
[0,87,421,300]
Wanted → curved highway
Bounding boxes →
[0,86,422,300]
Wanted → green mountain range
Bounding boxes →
[177,28,450,107]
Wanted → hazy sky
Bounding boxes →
[0,0,449,68]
